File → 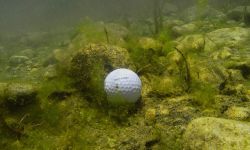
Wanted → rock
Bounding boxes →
[227,69,245,82]
[71,44,133,72]
[52,49,68,63]
[9,56,29,67]
[43,65,58,80]
[70,44,133,93]
[172,23,197,36]
[149,75,183,96]
[225,106,250,121]
[205,27,250,52]
[211,47,232,60]
[226,61,250,79]
[184,117,250,150]
[227,6,250,25]
[175,34,205,53]
[145,108,156,123]
[138,37,161,50]
[4,116,21,132]
[3,83,38,107]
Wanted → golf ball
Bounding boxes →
[104,68,142,103]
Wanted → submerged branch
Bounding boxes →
[104,27,110,44]
[174,47,191,92]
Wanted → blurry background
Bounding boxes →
[1,0,249,34]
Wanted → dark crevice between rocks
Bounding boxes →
[145,138,160,150]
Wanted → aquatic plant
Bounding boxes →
[191,81,218,108]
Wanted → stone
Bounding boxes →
[9,56,29,67]
[43,65,58,80]
[172,23,197,36]
[226,61,250,79]
[138,37,161,50]
[145,108,156,122]
[3,83,38,107]
[69,44,134,93]
[184,117,250,150]
[227,69,245,82]
[212,47,232,60]
[4,116,21,132]
[225,106,250,121]
[205,27,250,52]
[175,34,205,53]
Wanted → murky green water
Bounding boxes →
[0,0,250,149]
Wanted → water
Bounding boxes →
[0,0,250,149]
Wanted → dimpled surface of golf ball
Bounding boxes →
[104,68,142,103]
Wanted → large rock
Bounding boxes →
[2,83,38,108]
[69,44,134,94]
[183,117,250,150]
[205,27,250,52]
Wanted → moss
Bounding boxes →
[38,76,72,102]
[191,82,218,108]
[69,51,106,105]
[149,76,184,97]
[125,31,173,75]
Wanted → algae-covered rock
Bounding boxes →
[205,27,250,52]
[211,47,232,60]
[175,34,205,53]
[172,23,198,36]
[3,83,38,107]
[43,65,58,80]
[4,116,22,132]
[69,44,134,99]
[225,106,250,121]
[184,117,250,150]
[9,56,29,67]
[138,37,162,50]
[226,61,250,79]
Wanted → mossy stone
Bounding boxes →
[4,83,38,108]
[184,117,250,150]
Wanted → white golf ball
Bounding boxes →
[104,68,142,103]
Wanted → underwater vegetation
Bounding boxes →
[0,0,250,149]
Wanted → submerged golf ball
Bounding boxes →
[104,68,142,103]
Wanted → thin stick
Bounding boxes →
[104,27,110,44]
[175,47,191,92]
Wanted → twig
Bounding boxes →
[104,27,110,44]
[174,47,191,92]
